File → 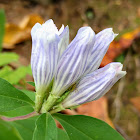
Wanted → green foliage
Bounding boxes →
[0,53,19,66]
[0,105,34,117]
[115,53,125,63]
[0,71,125,140]
[10,116,38,140]
[27,81,35,87]
[57,128,69,140]
[0,66,12,77]
[54,113,125,140]
[0,65,32,85]
[0,53,32,85]
[0,112,125,140]
[0,9,5,51]
[33,113,57,140]
[0,119,22,140]
[0,78,34,113]
[21,89,35,102]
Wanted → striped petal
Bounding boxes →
[85,28,117,74]
[52,27,95,96]
[31,23,59,93]
[62,62,126,108]
[58,26,69,58]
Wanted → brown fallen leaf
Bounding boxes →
[76,97,114,128]
[3,14,44,49]
[130,96,140,112]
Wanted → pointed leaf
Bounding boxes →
[33,113,57,140]
[0,119,22,140]
[0,106,34,117]
[0,89,35,117]
[57,128,69,140]
[21,90,35,102]
[10,116,37,140]
[53,114,124,140]
[0,78,34,113]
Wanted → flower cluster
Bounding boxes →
[31,19,126,113]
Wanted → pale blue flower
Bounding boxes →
[31,19,69,111]
[84,28,118,74]
[31,19,69,93]
[62,62,126,108]
[31,19,126,113]
[51,27,95,96]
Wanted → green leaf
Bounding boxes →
[0,53,19,66]
[115,53,125,63]
[0,119,22,140]
[0,66,12,77]
[10,116,38,140]
[0,105,34,117]
[21,90,35,102]
[0,90,35,117]
[0,9,5,51]
[53,114,125,140]
[57,128,69,140]
[27,81,35,87]
[0,78,34,112]
[33,113,57,140]
[2,66,31,85]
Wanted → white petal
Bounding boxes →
[62,62,126,108]
[58,26,69,58]
[42,19,59,34]
[85,28,117,74]
[58,24,64,35]
[52,27,95,96]
[31,23,42,37]
[31,28,59,92]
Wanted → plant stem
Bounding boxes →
[40,93,59,113]
[35,88,49,113]
[49,104,65,114]
[35,93,44,112]
[1,112,38,121]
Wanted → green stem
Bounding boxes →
[40,93,59,113]
[49,104,65,114]
[35,81,53,113]
[35,88,49,113]
[35,93,44,113]
[1,112,38,121]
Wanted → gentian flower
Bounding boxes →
[61,62,126,109]
[31,19,126,113]
[31,19,69,112]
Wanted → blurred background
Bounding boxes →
[0,0,140,140]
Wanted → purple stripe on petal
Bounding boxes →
[85,28,117,74]
[52,27,95,96]
[58,26,69,58]
[62,62,126,108]
[31,27,59,92]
